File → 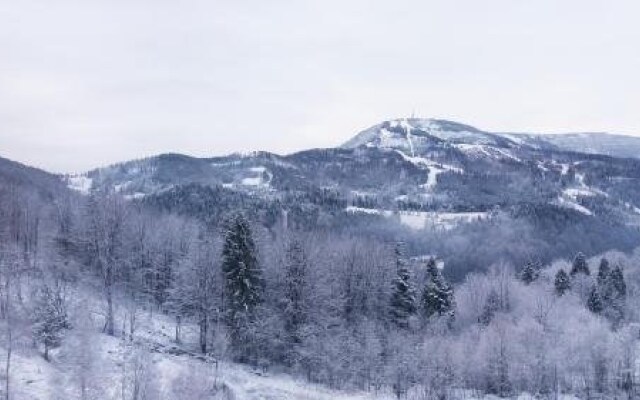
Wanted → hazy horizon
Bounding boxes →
[2,0,639,173]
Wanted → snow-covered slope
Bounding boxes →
[342,118,515,153]
[511,131,640,159]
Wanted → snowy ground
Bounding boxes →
[1,308,388,400]
[0,297,595,400]
[346,206,489,230]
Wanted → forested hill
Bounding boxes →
[52,118,640,278]
[4,119,640,399]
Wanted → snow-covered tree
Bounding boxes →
[31,285,70,361]
[519,260,539,285]
[587,285,604,314]
[221,214,263,360]
[421,258,454,322]
[479,289,501,326]
[570,252,590,277]
[389,244,416,328]
[554,269,571,296]
[597,257,611,287]
[600,265,626,328]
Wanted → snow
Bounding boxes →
[66,174,93,194]
[395,150,462,190]
[241,177,264,186]
[398,212,428,229]
[1,300,387,400]
[240,166,273,189]
[345,207,488,230]
[345,206,381,215]
[561,172,607,203]
[455,144,521,162]
[557,196,593,216]
[124,192,146,200]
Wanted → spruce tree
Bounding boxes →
[221,214,263,355]
[479,289,501,326]
[32,286,70,361]
[389,244,417,328]
[519,261,539,285]
[570,252,590,277]
[597,258,610,287]
[486,340,512,397]
[601,265,626,328]
[422,258,454,321]
[587,285,604,314]
[283,238,309,344]
[554,269,571,296]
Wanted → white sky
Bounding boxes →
[1,0,639,173]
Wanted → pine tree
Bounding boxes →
[570,252,590,277]
[389,244,417,328]
[554,269,571,296]
[221,214,263,358]
[587,285,604,314]
[422,258,454,321]
[519,261,539,285]
[32,286,70,361]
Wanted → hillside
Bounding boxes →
[57,119,640,278]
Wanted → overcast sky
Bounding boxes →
[1,1,639,173]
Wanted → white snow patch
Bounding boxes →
[345,207,488,230]
[562,172,607,200]
[241,177,264,186]
[455,144,521,162]
[396,150,462,190]
[345,206,382,215]
[557,197,593,215]
[66,174,93,194]
[124,192,146,200]
[240,166,273,189]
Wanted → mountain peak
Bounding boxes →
[342,118,509,153]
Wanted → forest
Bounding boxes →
[2,180,640,400]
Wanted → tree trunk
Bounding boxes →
[199,314,207,354]
[175,316,181,344]
[105,282,115,336]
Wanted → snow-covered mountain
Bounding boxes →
[63,118,640,227]
[5,117,639,278]
[344,118,640,158]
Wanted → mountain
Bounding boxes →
[344,118,640,159]
[51,118,640,278]
[511,131,640,159]
[0,155,69,200]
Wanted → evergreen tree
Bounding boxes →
[486,340,512,397]
[554,269,571,296]
[221,214,263,358]
[596,258,610,287]
[32,286,70,361]
[389,244,417,328]
[283,238,309,347]
[421,258,454,321]
[587,285,604,314]
[601,265,626,328]
[519,261,539,285]
[570,252,590,277]
[479,289,501,326]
